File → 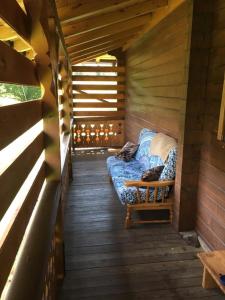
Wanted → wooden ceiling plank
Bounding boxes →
[62,0,168,36]
[68,31,136,56]
[70,43,124,60]
[65,13,151,44]
[59,0,140,24]
[67,26,142,53]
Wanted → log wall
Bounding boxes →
[125,1,191,228]
[125,2,189,142]
[125,0,225,246]
[196,0,225,250]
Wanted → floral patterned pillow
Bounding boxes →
[116,142,139,162]
[141,165,164,182]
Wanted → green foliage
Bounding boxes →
[0,83,41,102]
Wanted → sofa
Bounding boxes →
[107,128,177,228]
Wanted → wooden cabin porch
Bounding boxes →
[0,0,225,299]
[59,151,224,300]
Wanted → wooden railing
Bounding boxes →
[73,120,124,148]
[72,63,125,147]
[0,1,72,299]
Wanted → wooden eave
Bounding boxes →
[55,0,169,63]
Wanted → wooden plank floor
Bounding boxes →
[59,151,224,300]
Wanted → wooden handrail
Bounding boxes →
[124,180,175,188]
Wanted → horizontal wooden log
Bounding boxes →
[73,102,125,108]
[71,51,113,65]
[72,66,125,73]
[74,93,125,100]
[72,75,125,82]
[74,116,125,121]
[0,133,44,220]
[0,41,39,86]
[0,162,45,294]
[0,100,42,151]
[74,89,110,104]
[73,84,125,91]
[73,111,125,117]
[0,0,30,42]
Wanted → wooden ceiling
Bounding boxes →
[56,0,169,65]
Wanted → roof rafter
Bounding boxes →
[65,13,151,45]
[69,37,132,57]
[67,27,140,54]
[70,43,124,60]
[59,0,148,24]
[62,0,168,37]
[70,43,123,62]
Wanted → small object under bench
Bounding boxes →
[198,250,225,294]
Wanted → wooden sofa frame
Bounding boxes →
[124,179,175,228]
[108,149,175,228]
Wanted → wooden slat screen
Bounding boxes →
[72,62,125,148]
[0,101,42,150]
[0,0,73,299]
[72,64,126,121]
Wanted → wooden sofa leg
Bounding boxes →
[125,206,132,229]
[169,208,173,224]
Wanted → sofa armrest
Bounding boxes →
[107,148,122,154]
[124,180,175,188]
[124,180,175,204]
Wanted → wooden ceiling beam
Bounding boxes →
[62,0,168,37]
[72,52,109,65]
[13,39,31,52]
[0,0,30,42]
[0,24,17,40]
[71,46,122,64]
[59,0,145,24]
[70,42,124,59]
[69,37,133,57]
[67,28,140,54]
[65,14,151,46]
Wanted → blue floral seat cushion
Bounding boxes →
[106,156,145,178]
[107,128,177,205]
